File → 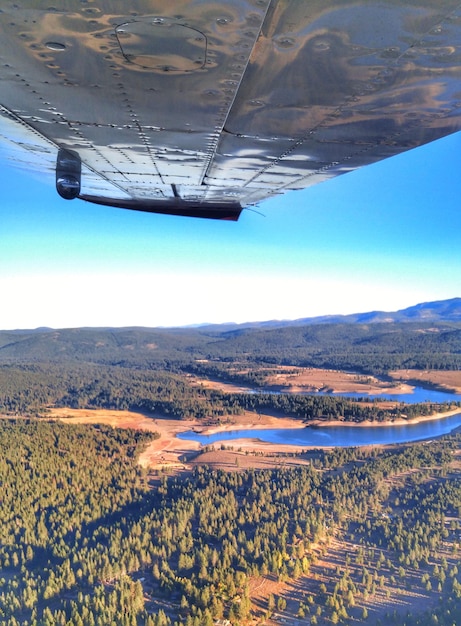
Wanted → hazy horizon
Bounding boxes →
[2,131,461,330]
[1,295,459,333]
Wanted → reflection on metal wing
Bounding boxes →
[1,1,461,220]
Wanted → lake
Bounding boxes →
[177,412,461,448]
[320,387,461,404]
[247,382,461,404]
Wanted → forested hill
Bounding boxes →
[0,327,210,364]
[0,320,460,373]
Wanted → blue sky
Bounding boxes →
[1,131,460,329]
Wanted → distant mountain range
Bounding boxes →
[1,298,461,336]
[0,298,460,372]
[197,297,461,331]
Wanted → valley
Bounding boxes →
[0,306,461,625]
[0,417,459,626]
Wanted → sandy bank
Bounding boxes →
[389,369,461,394]
[47,406,461,470]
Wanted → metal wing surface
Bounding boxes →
[1,1,461,220]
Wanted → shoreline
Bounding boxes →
[198,407,461,436]
[46,406,461,470]
[277,381,415,396]
[303,407,461,429]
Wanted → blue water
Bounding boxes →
[321,388,461,404]
[177,412,461,448]
[251,383,461,404]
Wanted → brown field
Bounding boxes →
[389,368,461,393]
[263,366,411,395]
[192,365,415,395]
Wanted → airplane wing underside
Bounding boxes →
[1,1,461,220]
